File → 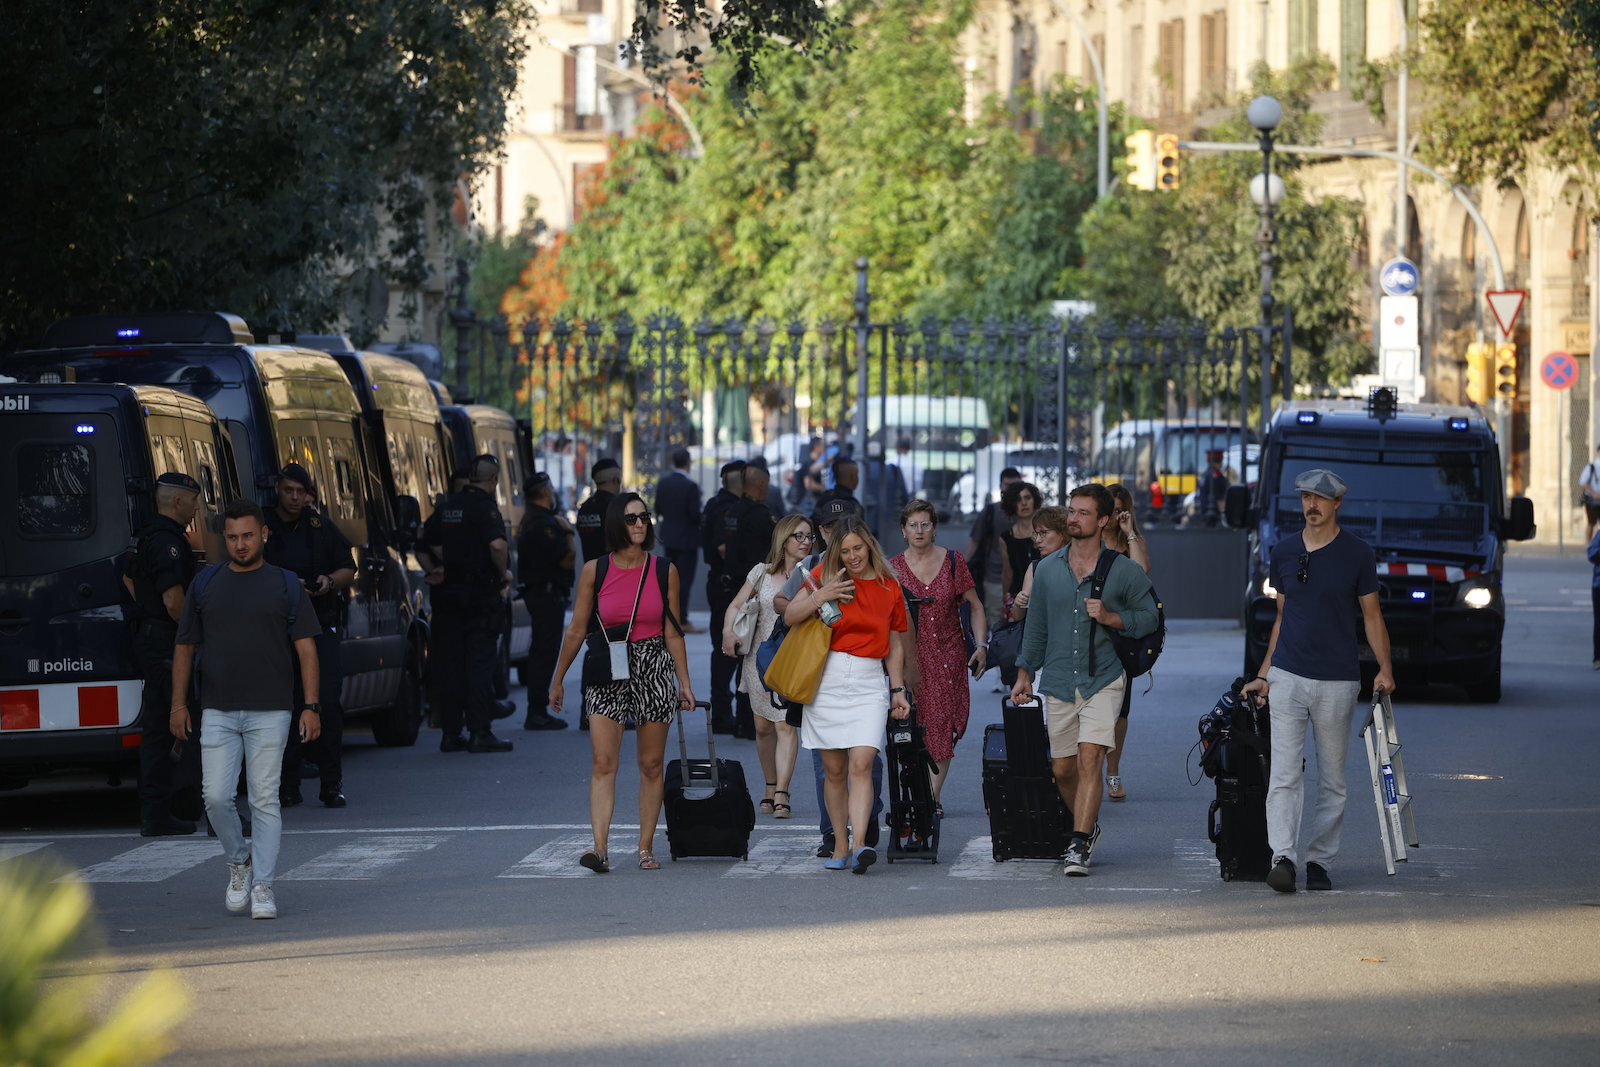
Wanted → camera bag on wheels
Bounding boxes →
[664,700,756,860]
[1198,679,1273,881]
[885,704,940,863]
[981,698,1073,861]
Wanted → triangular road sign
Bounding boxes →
[1486,290,1526,338]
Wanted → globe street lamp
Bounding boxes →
[1248,95,1283,432]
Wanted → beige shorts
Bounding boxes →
[1044,675,1125,758]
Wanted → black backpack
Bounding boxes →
[1088,547,1165,681]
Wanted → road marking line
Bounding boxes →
[0,842,53,863]
[279,835,448,881]
[948,835,1059,879]
[66,839,220,883]
[1173,837,1220,883]
[499,834,597,878]
[0,823,822,843]
[723,834,829,878]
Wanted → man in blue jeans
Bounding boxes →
[171,499,322,921]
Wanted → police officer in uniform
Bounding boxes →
[701,460,748,734]
[129,472,204,836]
[517,471,573,731]
[419,454,515,753]
[263,463,357,807]
[575,458,621,564]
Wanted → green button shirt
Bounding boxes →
[1015,548,1158,703]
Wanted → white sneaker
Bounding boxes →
[225,861,252,913]
[250,883,277,920]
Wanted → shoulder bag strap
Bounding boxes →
[1087,548,1117,674]
[586,555,610,639]
[657,555,684,636]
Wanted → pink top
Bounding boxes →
[596,555,665,640]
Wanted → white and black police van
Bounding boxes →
[5,312,432,747]
[0,378,235,787]
[1227,388,1536,702]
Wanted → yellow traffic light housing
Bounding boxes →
[1494,342,1517,399]
[1463,342,1490,405]
[1124,130,1155,191]
[1155,133,1181,191]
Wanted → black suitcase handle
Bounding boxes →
[1207,798,1222,843]
[675,700,721,799]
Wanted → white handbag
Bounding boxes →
[730,566,763,650]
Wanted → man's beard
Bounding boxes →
[232,543,264,567]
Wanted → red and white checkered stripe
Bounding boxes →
[0,681,142,732]
[1377,562,1478,583]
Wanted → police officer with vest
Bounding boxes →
[263,462,357,807]
[702,460,749,734]
[129,472,204,836]
[517,471,573,732]
[575,458,621,564]
[419,453,515,753]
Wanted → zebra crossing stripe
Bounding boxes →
[0,842,53,863]
[723,834,830,878]
[948,836,1060,879]
[279,835,448,881]
[1172,838,1220,883]
[67,839,220,883]
[498,834,597,879]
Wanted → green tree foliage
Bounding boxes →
[0,863,189,1066]
[1,0,535,349]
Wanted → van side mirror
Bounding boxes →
[395,494,422,550]
[1505,496,1535,542]
[1223,484,1253,529]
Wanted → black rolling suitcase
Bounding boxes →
[664,700,755,861]
[982,699,1073,861]
[1198,679,1273,881]
[885,705,940,863]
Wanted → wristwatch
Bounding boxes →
[301,703,321,714]
[889,686,906,694]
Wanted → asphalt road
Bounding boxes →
[4,548,1598,1065]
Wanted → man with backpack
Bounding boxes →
[1010,483,1158,878]
[170,499,322,921]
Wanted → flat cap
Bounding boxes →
[156,471,201,493]
[277,462,315,493]
[814,497,860,524]
[591,458,620,479]
[720,459,748,478]
[1294,468,1347,500]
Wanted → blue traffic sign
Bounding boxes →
[1541,351,1577,390]
[1380,257,1419,297]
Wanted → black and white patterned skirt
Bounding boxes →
[584,635,679,725]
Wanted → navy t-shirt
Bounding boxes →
[1268,528,1379,681]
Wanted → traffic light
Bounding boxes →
[1155,133,1181,191]
[1494,342,1517,399]
[1124,130,1155,191]
[1463,342,1490,405]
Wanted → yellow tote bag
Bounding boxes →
[762,615,832,705]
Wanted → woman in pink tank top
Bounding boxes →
[550,491,693,873]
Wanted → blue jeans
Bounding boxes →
[201,709,291,886]
[812,749,883,837]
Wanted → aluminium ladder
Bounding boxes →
[1361,689,1420,875]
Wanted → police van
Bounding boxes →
[1227,389,1535,702]
[0,380,237,787]
[4,313,430,746]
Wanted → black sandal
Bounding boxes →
[773,789,791,819]
[760,781,778,815]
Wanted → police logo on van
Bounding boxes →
[2,394,32,411]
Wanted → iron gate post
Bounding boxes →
[854,258,871,470]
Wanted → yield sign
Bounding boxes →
[1486,290,1526,338]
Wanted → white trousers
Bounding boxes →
[1264,667,1360,870]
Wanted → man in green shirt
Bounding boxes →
[1011,484,1158,877]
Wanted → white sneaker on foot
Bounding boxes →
[250,883,277,920]
[225,860,252,913]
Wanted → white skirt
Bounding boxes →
[801,650,889,752]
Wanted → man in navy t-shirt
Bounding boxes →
[1243,468,1394,893]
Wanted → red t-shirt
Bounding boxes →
[812,565,907,659]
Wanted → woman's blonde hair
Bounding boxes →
[818,515,895,586]
[765,514,812,574]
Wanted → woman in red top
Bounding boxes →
[551,493,694,873]
[782,515,911,873]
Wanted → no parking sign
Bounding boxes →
[1540,351,1577,390]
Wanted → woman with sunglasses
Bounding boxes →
[550,492,694,873]
[721,514,812,819]
[889,500,987,815]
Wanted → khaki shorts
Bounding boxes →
[1044,675,1125,758]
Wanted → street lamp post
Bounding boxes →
[449,256,473,401]
[1248,95,1284,434]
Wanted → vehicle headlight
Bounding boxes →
[1457,576,1495,609]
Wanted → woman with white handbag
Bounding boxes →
[721,514,813,819]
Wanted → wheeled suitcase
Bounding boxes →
[981,699,1073,861]
[664,700,755,861]
[885,706,940,863]
[1200,681,1273,881]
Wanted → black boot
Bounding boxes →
[319,782,347,808]
[467,730,514,753]
[524,711,570,731]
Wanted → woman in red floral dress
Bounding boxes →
[889,500,988,814]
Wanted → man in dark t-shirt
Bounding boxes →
[172,499,321,921]
[1243,468,1394,893]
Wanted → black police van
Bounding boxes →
[1227,389,1535,702]
[0,379,237,787]
[4,313,430,746]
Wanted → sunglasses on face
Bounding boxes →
[1297,552,1310,584]
[624,513,652,526]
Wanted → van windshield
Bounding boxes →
[1271,445,1488,548]
[7,350,252,425]
[0,412,130,576]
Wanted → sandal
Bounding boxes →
[772,789,791,819]
[760,781,777,815]
[934,802,944,819]
[637,849,660,870]
[1107,775,1127,801]
[579,849,610,874]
